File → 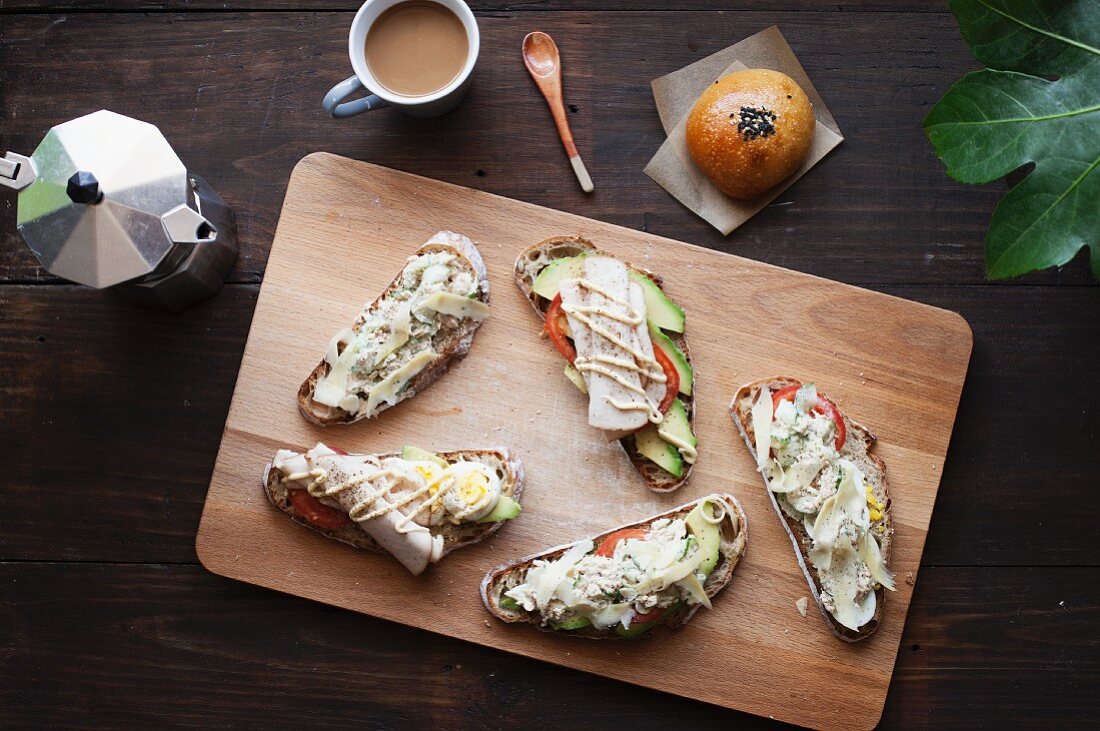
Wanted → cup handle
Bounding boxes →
[323,76,390,118]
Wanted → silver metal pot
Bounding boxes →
[1,110,238,311]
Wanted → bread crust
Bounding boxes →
[480,493,747,639]
[298,231,490,426]
[263,448,524,559]
[729,377,894,642]
[513,235,696,493]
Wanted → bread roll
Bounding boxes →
[685,69,814,199]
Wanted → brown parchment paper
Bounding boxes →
[644,26,843,235]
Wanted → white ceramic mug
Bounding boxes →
[323,0,480,119]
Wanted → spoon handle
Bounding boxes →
[538,87,594,194]
[570,154,594,194]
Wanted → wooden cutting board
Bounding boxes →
[197,152,971,729]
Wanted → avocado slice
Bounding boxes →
[531,254,589,300]
[685,499,722,575]
[614,618,659,638]
[400,445,447,468]
[531,259,686,338]
[477,494,522,523]
[500,595,520,611]
[634,424,684,477]
[564,363,588,394]
[658,398,696,454]
[551,614,591,630]
[629,271,685,333]
[649,325,692,396]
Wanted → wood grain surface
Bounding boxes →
[196,153,970,729]
[3,3,1099,728]
[5,9,1094,288]
[4,563,1097,728]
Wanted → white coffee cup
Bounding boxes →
[323,0,480,119]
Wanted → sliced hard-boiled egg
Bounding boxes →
[410,460,444,488]
[438,461,501,522]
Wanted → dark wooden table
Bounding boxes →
[2,1,1098,727]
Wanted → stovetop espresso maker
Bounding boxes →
[1,110,237,311]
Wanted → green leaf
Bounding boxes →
[924,0,1100,279]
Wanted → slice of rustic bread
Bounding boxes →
[730,376,894,642]
[481,493,746,639]
[513,235,696,492]
[264,447,524,557]
[298,231,489,426]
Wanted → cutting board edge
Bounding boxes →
[293,151,976,350]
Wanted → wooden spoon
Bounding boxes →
[522,31,594,193]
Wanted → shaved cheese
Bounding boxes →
[534,540,593,610]
[768,459,826,495]
[676,572,712,609]
[822,542,878,631]
[634,552,701,594]
[325,328,353,366]
[419,291,490,321]
[803,459,887,630]
[337,394,361,414]
[698,498,726,525]
[859,533,896,591]
[808,461,869,571]
[313,337,361,408]
[590,603,632,630]
[803,513,815,538]
[364,349,437,415]
[373,300,413,368]
[750,387,773,470]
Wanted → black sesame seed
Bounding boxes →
[734,106,778,141]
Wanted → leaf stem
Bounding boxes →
[936,103,1100,127]
[989,153,1100,276]
[976,0,1100,59]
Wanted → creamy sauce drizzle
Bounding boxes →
[576,353,666,382]
[282,462,481,533]
[566,304,643,327]
[659,431,698,463]
[564,277,666,422]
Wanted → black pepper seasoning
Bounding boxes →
[734,106,778,141]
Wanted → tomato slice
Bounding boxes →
[547,293,680,416]
[594,528,648,558]
[771,383,846,450]
[289,489,352,530]
[632,606,666,624]
[813,398,847,451]
[545,293,577,364]
[652,342,680,413]
[771,384,802,412]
